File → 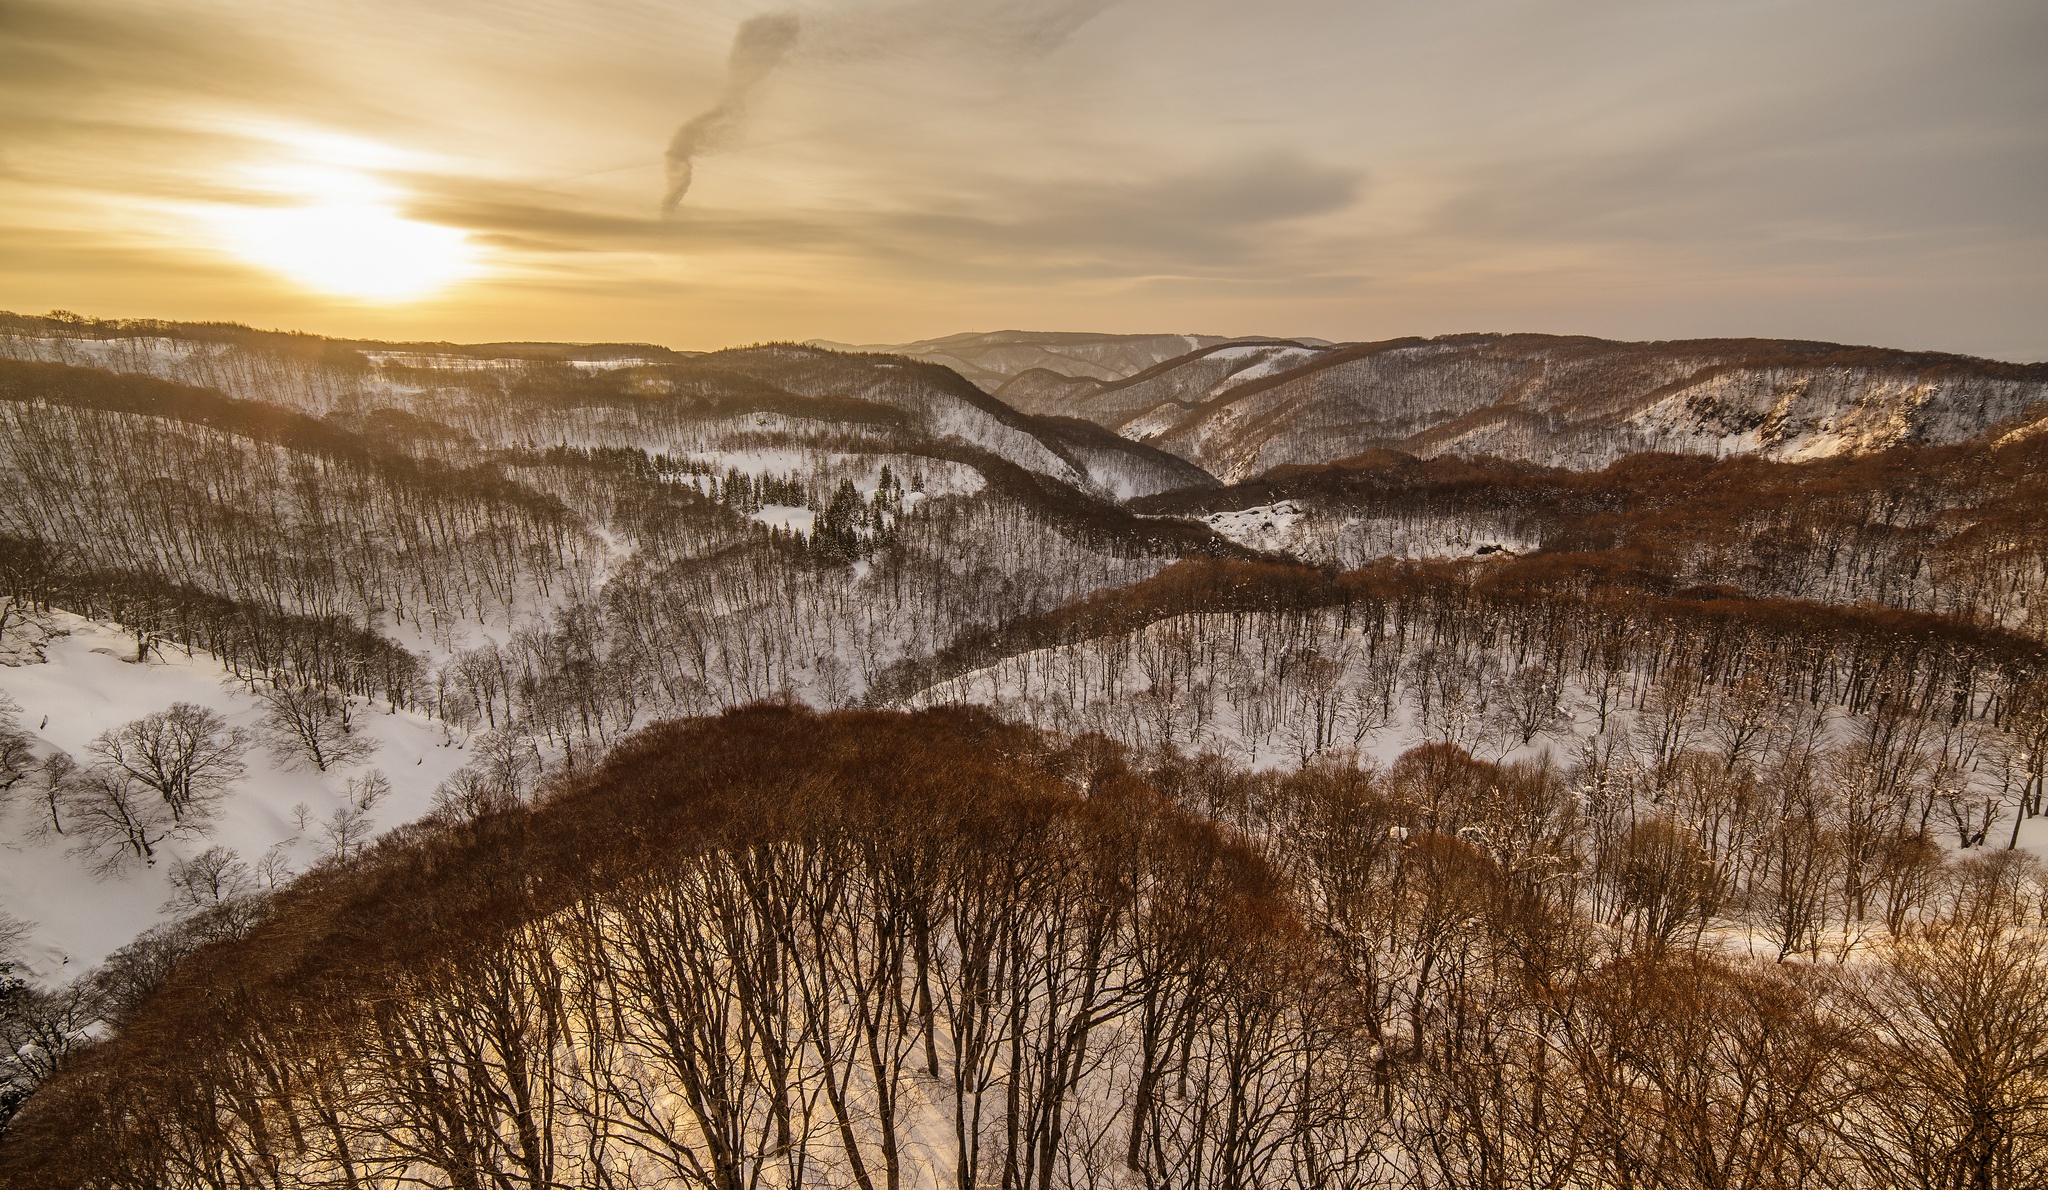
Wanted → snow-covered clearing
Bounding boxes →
[1198,501,1307,552]
[0,615,469,983]
[751,503,817,534]
[1215,345,1323,384]
[656,449,983,500]
[1196,501,1536,563]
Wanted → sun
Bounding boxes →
[199,142,483,301]
[211,202,480,301]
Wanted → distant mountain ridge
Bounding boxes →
[8,313,2044,488]
[0,314,1211,502]
[980,332,2048,479]
[804,329,1329,390]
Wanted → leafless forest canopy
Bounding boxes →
[1,315,2046,1187]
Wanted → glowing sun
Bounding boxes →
[203,147,482,301]
[213,203,479,301]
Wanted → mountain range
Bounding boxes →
[16,317,2046,486]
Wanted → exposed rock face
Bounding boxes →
[1013,334,2048,479]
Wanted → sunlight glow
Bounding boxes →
[199,132,482,301]
[209,202,480,301]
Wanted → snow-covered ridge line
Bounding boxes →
[988,333,2048,479]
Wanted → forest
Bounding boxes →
[0,317,2045,1187]
[5,708,2046,1188]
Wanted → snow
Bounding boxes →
[906,609,2048,870]
[2019,815,2048,861]
[751,504,816,535]
[904,623,1560,773]
[0,614,469,983]
[1199,501,1307,553]
[566,358,660,371]
[359,352,524,372]
[1190,502,1540,567]
[682,447,815,475]
[661,450,981,498]
[0,335,217,367]
[1224,348,1319,383]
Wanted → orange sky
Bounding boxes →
[2,0,2043,358]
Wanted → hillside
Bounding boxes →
[0,315,1211,502]
[7,706,2048,1186]
[1012,333,2048,478]
[804,329,1289,389]
[2,313,2047,1185]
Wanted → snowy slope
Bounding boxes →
[0,615,469,982]
[1019,334,2048,479]
[701,344,1215,499]
[806,330,1249,390]
[1191,501,1537,565]
[904,612,2048,872]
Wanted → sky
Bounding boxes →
[0,0,2042,358]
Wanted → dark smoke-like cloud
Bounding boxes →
[662,14,801,216]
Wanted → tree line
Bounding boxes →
[1135,435,2048,638]
[2,707,2043,1188]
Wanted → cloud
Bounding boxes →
[663,14,801,216]
[417,149,1360,283]
[657,1,1124,213]
[0,0,2042,358]
[799,0,1118,61]
[890,153,1364,274]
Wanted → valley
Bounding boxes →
[2,312,2046,1186]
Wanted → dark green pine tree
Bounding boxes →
[812,477,866,562]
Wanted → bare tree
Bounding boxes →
[432,731,542,822]
[86,702,247,822]
[0,968,106,1130]
[255,682,374,773]
[1707,671,1780,775]
[27,752,74,838]
[346,769,390,812]
[1633,662,1705,793]
[0,693,32,801]
[254,840,296,890]
[60,768,185,872]
[310,768,391,865]
[1495,662,1567,751]
[1845,922,2048,1189]
[1605,815,1723,957]
[0,908,30,977]
[161,846,256,913]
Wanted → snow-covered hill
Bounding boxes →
[805,329,1270,390]
[0,615,468,981]
[1017,334,2048,480]
[0,315,1215,503]
[696,344,1214,499]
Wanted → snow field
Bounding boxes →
[0,614,470,982]
[1195,501,1538,566]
